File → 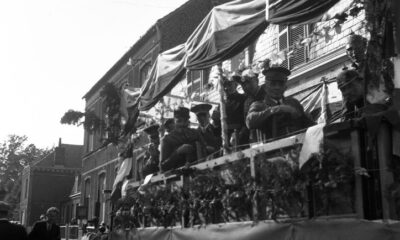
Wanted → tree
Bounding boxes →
[0,135,51,212]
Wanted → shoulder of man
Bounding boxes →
[284,97,304,110]
[248,100,267,112]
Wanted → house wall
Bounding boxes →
[27,169,76,226]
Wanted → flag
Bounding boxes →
[138,44,186,111]
[120,87,140,126]
[185,0,268,70]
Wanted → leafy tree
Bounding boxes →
[0,135,51,212]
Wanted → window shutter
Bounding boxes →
[278,27,289,69]
[289,25,306,69]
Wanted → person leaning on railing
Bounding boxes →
[160,107,207,172]
[246,66,314,141]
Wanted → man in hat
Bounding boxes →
[160,106,206,172]
[0,201,28,240]
[141,124,160,177]
[29,207,60,240]
[190,103,221,155]
[247,67,314,140]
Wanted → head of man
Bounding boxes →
[346,34,367,65]
[0,201,10,219]
[235,69,259,96]
[143,124,160,145]
[337,70,364,104]
[174,107,190,129]
[40,214,47,221]
[190,104,212,127]
[163,118,175,133]
[46,207,59,224]
[223,76,239,95]
[262,67,291,100]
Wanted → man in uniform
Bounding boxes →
[190,103,221,156]
[160,107,206,172]
[141,124,160,176]
[246,67,314,140]
[335,69,365,121]
[0,201,28,240]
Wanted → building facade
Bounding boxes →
[19,140,82,228]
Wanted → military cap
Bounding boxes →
[0,201,10,213]
[190,103,212,115]
[143,124,160,135]
[336,69,362,89]
[262,66,291,81]
[234,69,259,84]
[174,106,190,119]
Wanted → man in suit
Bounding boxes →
[0,201,28,240]
[160,107,206,172]
[28,207,60,240]
[247,67,314,140]
[191,103,222,156]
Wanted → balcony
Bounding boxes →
[113,114,399,233]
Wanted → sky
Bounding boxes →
[0,0,187,149]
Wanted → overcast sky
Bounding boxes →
[0,0,187,149]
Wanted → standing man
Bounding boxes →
[142,124,160,176]
[160,107,206,172]
[247,67,314,140]
[190,103,222,156]
[336,69,366,120]
[0,201,28,240]
[234,69,266,143]
[28,207,60,240]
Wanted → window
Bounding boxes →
[84,177,91,218]
[186,69,210,101]
[278,24,312,70]
[140,62,152,86]
[98,173,106,221]
[24,178,28,199]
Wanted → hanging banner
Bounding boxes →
[110,219,400,240]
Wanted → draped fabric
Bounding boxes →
[299,81,343,123]
[185,0,268,70]
[110,219,400,240]
[138,44,186,111]
[266,0,341,25]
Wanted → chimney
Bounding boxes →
[54,142,66,167]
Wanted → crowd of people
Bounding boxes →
[140,65,318,178]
